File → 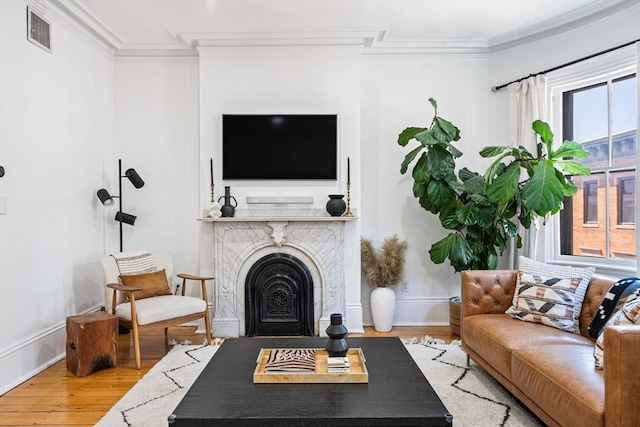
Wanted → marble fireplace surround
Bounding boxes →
[202,214,356,337]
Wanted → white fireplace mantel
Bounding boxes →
[199,215,358,337]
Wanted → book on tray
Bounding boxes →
[264,349,316,373]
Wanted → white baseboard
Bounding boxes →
[0,305,104,395]
[362,297,451,327]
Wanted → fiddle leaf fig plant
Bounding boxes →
[399,98,590,272]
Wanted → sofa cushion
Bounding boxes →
[518,256,595,333]
[588,277,640,339]
[115,295,207,325]
[511,344,604,427]
[506,271,581,332]
[594,299,640,369]
[463,314,593,381]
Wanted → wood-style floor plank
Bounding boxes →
[0,325,456,426]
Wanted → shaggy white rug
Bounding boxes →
[97,337,543,427]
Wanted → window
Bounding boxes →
[556,72,637,262]
[583,181,598,224]
[618,177,635,225]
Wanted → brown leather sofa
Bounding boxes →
[460,270,640,427]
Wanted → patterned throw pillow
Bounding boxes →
[518,256,595,334]
[594,298,640,369]
[588,277,640,339]
[506,271,582,332]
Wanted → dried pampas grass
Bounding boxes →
[361,235,408,287]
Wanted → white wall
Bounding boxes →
[112,58,201,275]
[197,47,363,331]
[360,54,490,325]
[0,0,113,394]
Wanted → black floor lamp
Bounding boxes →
[96,159,145,252]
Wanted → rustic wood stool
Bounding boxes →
[66,311,118,377]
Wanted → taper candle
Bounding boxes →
[347,157,350,184]
[210,158,214,185]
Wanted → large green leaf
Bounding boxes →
[486,163,520,205]
[463,176,486,194]
[398,127,426,147]
[555,160,591,176]
[415,129,439,146]
[448,181,467,194]
[427,179,455,208]
[434,117,460,142]
[521,160,564,215]
[412,152,429,181]
[458,167,477,182]
[469,193,491,206]
[429,233,471,270]
[476,206,496,227]
[532,120,554,147]
[480,146,509,158]
[401,145,424,174]
[413,180,428,199]
[449,144,463,159]
[426,145,455,179]
[441,210,463,230]
[456,203,479,226]
[551,140,590,159]
[485,250,498,270]
[503,218,518,237]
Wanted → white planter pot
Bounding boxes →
[370,287,396,332]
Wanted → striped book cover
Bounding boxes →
[264,349,316,373]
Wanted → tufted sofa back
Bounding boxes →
[460,270,615,340]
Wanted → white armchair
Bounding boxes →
[100,252,212,369]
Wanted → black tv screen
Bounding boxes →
[222,114,337,180]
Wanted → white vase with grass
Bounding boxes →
[361,235,408,333]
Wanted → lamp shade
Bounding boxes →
[115,211,137,225]
[97,188,114,205]
[125,168,145,188]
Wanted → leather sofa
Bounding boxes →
[460,270,639,427]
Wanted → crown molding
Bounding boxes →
[175,30,385,49]
[41,0,640,58]
[48,0,122,50]
[488,0,639,53]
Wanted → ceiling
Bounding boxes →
[58,0,634,55]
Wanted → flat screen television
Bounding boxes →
[222,114,337,180]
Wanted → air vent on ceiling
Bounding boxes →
[27,6,52,53]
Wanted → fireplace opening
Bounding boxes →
[245,253,314,336]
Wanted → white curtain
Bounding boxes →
[507,74,547,267]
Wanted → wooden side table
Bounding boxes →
[66,311,118,377]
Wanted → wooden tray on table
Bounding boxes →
[253,348,368,383]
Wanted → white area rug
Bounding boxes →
[98,337,543,427]
[403,337,543,427]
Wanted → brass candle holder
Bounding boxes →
[344,182,354,217]
[210,184,215,204]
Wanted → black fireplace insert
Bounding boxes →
[245,253,314,336]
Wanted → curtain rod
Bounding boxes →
[491,39,640,92]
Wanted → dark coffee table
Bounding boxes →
[170,337,452,426]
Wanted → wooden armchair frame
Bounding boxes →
[107,273,213,369]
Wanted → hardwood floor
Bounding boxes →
[0,325,456,426]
